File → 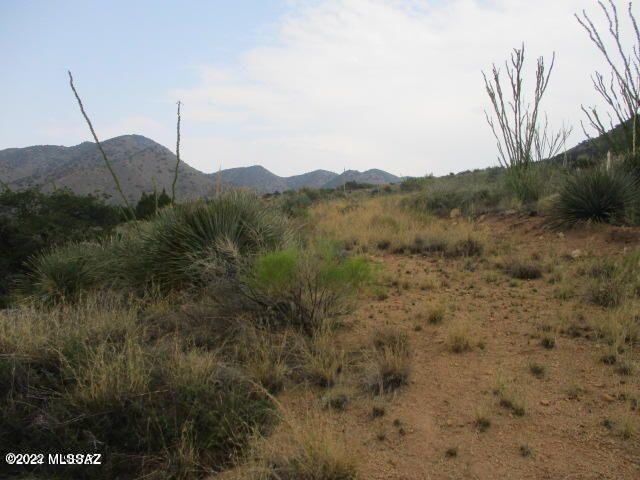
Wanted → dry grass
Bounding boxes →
[363,326,411,393]
[307,196,486,257]
[301,328,346,388]
[445,319,474,353]
[244,414,359,480]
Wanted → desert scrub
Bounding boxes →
[402,184,505,218]
[0,296,275,479]
[246,416,358,480]
[551,166,640,226]
[363,326,411,393]
[246,242,371,330]
[584,251,640,309]
[21,241,107,304]
[22,191,295,301]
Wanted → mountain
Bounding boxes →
[322,169,401,189]
[0,135,215,203]
[209,165,289,193]
[0,135,400,201]
[285,170,339,190]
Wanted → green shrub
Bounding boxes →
[551,167,640,226]
[504,166,542,204]
[246,244,371,330]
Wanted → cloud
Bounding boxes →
[173,0,622,176]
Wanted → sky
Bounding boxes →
[0,0,634,177]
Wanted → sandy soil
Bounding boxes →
[280,214,640,479]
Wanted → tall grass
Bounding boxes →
[0,295,275,478]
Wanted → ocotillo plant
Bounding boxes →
[171,101,181,204]
[68,71,136,220]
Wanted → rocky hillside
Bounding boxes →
[0,135,214,203]
[0,135,401,201]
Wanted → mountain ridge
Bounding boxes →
[0,135,400,202]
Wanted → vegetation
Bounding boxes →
[0,188,122,306]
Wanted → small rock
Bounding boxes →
[571,249,583,259]
[450,208,461,219]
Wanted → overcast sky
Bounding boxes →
[0,1,634,176]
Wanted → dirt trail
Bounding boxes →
[286,215,640,479]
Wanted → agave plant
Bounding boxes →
[551,167,640,227]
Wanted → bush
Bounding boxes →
[551,167,640,226]
[23,191,295,300]
[504,166,542,204]
[0,188,122,305]
[246,243,372,330]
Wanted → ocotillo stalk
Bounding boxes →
[171,101,181,204]
[67,71,136,220]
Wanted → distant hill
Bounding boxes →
[0,135,401,201]
[322,169,400,189]
[0,135,215,203]
[210,166,399,192]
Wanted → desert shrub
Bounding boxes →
[0,188,122,305]
[246,243,371,330]
[132,191,294,290]
[445,235,484,258]
[22,192,294,300]
[134,188,171,219]
[0,298,274,479]
[504,165,542,204]
[21,241,107,303]
[551,167,640,226]
[403,185,505,218]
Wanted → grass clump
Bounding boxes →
[494,376,526,417]
[363,326,411,393]
[501,257,543,280]
[301,329,345,388]
[249,416,358,480]
[446,320,474,353]
[0,296,275,479]
[528,362,546,379]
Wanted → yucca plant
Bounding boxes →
[551,167,640,227]
[131,191,295,289]
[23,242,104,303]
